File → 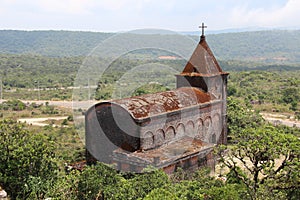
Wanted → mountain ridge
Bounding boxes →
[0,29,299,64]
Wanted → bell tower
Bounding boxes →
[176,23,229,144]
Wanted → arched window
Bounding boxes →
[176,123,185,138]
[196,118,204,139]
[203,117,212,142]
[142,131,154,149]
[186,121,195,137]
[165,126,175,141]
[212,114,221,133]
[154,129,164,146]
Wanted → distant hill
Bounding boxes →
[0,29,300,64]
[0,30,112,57]
[207,30,300,64]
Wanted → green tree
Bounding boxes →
[281,87,299,104]
[132,83,169,96]
[143,188,179,200]
[227,97,264,141]
[77,162,122,200]
[104,169,170,200]
[217,125,300,199]
[45,170,80,200]
[0,119,58,199]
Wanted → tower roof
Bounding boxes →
[181,31,228,77]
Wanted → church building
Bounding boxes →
[85,24,229,173]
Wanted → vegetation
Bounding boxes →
[1,30,300,64]
[218,97,300,199]
[207,30,300,64]
[0,96,298,199]
[0,30,112,57]
[0,29,299,199]
[0,53,82,87]
[0,100,70,119]
[0,120,58,199]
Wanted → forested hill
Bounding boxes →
[0,30,113,57]
[207,30,300,64]
[0,29,300,64]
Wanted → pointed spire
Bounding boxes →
[181,24,227,76]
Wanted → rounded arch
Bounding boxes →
[204,117,212,130]
[142,131,154,150]
[212,113,221,130]
[165,126,175,141]
[176,123,185,138]
[154,129,164,147]
[186,120,195,136]
[196,118,204,138]
[203,116,212,142]
[212,113,220,122]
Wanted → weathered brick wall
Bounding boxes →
[140,101,224,150]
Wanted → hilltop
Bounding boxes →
[0,30,112,57]
[0,30,300,64]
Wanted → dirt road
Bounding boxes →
[261,112,300,128]
[18,116,68,126]
[0,99,98,109]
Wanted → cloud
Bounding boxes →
[36,0,93,15]
[229,0,300,28]
[0,0,299,31]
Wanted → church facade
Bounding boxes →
[85,28,229,173]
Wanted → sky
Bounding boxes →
[0,0,299,32]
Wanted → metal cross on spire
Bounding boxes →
[199,22,207,36]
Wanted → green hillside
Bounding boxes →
[0,30,112,56]
[207,30,300,64]
[0,30,300,64]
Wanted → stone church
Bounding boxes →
[85,27,229,173]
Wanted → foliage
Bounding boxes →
[1,30,300,65]
[41,125,85,164]
[217,124,300,199]
[0,30,112,57]
[0,29,300,199]
[207,30,300,64]
[0,99,26,111]
[104,169,170,200]
[281,87,299,111]
[227,97,264,140]
[77,162,121,200]
[143,187,179,200]
[0,119,58,199]
[40,103,58,114]
[93,55,182,100]
[227,70,300,113]
[45,170,80,200]
[0,53,79,100]
[147,168,246,200]
[132,83,170,96]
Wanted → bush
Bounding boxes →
[0,119,58,199]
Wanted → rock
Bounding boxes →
[0,189,7,198]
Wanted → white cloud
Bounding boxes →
[229,0,300,28]
[36,0,93,15]
[0,0,299,31]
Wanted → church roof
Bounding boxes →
[106,87,211,120]
[181,35,228,76]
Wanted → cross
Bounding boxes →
[199,23,207,36]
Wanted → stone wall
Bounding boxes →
[140,101,223,150]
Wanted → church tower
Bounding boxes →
[176,23,229,144]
